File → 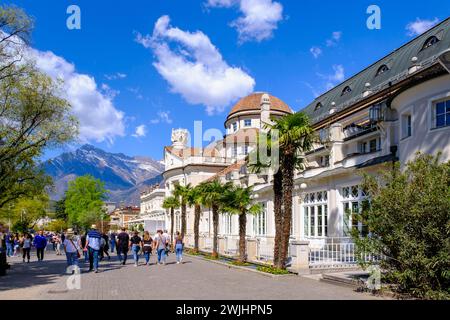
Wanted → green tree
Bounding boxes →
[187,185,203,253]
[223,186,261,263]
[46,219,68,233]
[54,197,67,220]
[173,183,192,238]
[162,196,180,243]
[0,6,78,209]
[353,153,450,299]
[199,180,233,258]
[64,175,108,231]
[3,193,50,233]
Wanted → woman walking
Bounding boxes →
[174,232,184,264]
[155,230,167,265]
[129,231,142,267]
[63,231,80,268]
[13,234,20,257]
[21,233,32,263]
[55,235,62,255]
[142,231,153,266]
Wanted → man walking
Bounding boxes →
[5,231,13,258]
[109,231,116,254]
[84,225,102,273]
[117,228,129,265]
[33,230,47,261]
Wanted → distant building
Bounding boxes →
[128,186,166,233]
[108,205,140,229]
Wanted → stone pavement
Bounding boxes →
[0,250,386,300]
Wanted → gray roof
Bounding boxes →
[302,17,450,124]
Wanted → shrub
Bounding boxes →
[352,153,450,299]
[257,265,290,275]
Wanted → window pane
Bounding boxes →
[446,100,450,112]
[318,206,323,236]
[436,102,445,115]
[446,113,450,126]
[304,207,309,237]
[310,193,315,202]
[324,191,328,201]
[436,114,445,127]
[351,186,358,198]
[310,207,315,237]
[317,192,322,202]
[324,205,328,237]
[343,187,349,198]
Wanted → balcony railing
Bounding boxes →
[343,123,378,141]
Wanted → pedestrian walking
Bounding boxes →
[0,224,11,276]
[117,228,129,265]
[163,229,171,255]
[33,230,47,261]
[21,233,32,263]
[79,233,89,262]
[142,231,153,265]
[130,231,143,267]
[100,233,110,261]
[63,229,80,268]
[13,234,20,257]
[109,231,116,253]
[174,232,184,264]
[155,230,167,265]
[55,234,63,255]
[5,232,13,258]
[84,225,102,273]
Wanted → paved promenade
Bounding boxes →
[0,250,384,300]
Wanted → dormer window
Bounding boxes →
[341,86,352,96]
[314,103,323,111]
[421,36,439,51]
[376,64,389,76]
[244,119,251,127]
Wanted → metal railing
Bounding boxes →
[308,237,382,268]
[255,238,274,262]
[223,236,239,257]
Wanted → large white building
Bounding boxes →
[141,18,450,272]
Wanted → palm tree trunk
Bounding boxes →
[238,210,247,263]
[170,207,174,243]
[212,204,219,258]
[194,204,201,253]
[273,170,283,268]
[280,153,295,269]
[181,202,187,238]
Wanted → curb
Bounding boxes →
[185,253,296,278]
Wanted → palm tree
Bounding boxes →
[162,196,180,243]
[247,131,284,267]
[223,185,261,263]
[199,180,233,258]
[186,185,203,253]
[271,112,315,269]
[173,183,192,238]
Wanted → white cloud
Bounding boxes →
[136,15,255,114]
[316,64,345,92]
[310,46,322,59]
[150,111,173,124]
[207,0,283,43]
[132,125,147,138]
[326,31,342,47]
[406,18,439,36]
[104,72,127,80]
[27,49,125,143]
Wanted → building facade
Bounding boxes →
[142,19,450,270]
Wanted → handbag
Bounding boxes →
[70,239,81,258]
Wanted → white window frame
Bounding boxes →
[428,92,450,132]
[301,191,328,238]
[253,202,267,236]
[339,184,367,236]
[400,109,413,140]
[244,119,252,127]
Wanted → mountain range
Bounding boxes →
[44,144,165,205]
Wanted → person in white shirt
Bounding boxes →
[21,233,32,263]
[63,230,80,267]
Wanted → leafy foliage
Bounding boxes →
[45,219,68,232]
[352,153,450,299]
[256,265,290,275]
[64,175,108,231]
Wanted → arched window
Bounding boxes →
[421,36,439,50]
[341,86,352,96]
[376,64,389,76]
[314,102,323,111]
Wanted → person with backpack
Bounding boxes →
[129,231,143,267]
[21,233,32,263]
[33,230,47,261]
[174,232,184,264]
[142,231,153,266]
[116,228,130,265]
[155,230,167,265]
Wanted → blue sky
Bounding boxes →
[7,0,450,160]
